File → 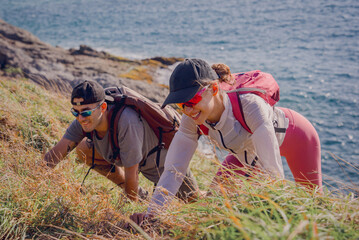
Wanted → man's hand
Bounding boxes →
[43,137,77,168]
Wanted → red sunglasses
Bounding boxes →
[177,86,208,109]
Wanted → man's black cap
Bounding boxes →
[71,80,112,105]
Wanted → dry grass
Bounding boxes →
[0,76,358,239]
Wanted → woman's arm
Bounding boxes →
[242,94,284,178]
[148,116,199,213]
[251,121,284,178]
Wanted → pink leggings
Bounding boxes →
[217,107,322,189]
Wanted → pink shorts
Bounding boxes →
[216,107,322,189]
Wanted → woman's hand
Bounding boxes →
[128,212,154,228]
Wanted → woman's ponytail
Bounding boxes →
[211,63,232,83]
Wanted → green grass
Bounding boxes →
[0,76,358,239]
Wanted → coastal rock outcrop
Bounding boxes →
[0,19,183,102]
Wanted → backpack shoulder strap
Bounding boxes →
[80,130,96,189]
[227,91,253,134]
[197,92,252,135]
[198,124,209,135]
[108,96,127,161]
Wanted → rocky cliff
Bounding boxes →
[0,19,182,102]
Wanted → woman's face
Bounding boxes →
[181,85,217,125]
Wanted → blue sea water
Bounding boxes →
[1,0,358,191]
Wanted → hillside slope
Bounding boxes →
[0,76,358,239]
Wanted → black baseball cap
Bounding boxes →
[71,80,113,105]
[161,58,218,108]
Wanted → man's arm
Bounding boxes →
[44,137,78,168]
[124,163,139,202]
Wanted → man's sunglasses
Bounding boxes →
[71,102,103,117]
[176,86,208,109]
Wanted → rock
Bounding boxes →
[146,56,184,66]
[0,19,182,103]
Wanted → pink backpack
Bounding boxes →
[199,70,280,135]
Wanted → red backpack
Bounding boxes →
[82,86,181,186]
[199,70,280,135]
[104,86,181,161]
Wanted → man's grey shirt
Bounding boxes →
[64,107,167,182]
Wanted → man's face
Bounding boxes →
[71,98,104,132]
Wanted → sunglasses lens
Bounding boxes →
[175,87,207,110]
[71,109,92,117]
[80,111,92,117]
[176,103,184,109]
[189,95,201,105]
[184,102,195,108]
[71,109,79,117]
[176,102,195,109]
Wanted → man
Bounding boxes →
[44,80,198,202]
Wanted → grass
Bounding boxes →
[0,76,358,239]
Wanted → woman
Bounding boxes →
[130,58,322,224]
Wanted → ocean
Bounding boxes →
[1,0,358,191]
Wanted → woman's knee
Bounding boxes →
[216,154,247,177]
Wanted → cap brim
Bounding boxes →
[161,85,200,108]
